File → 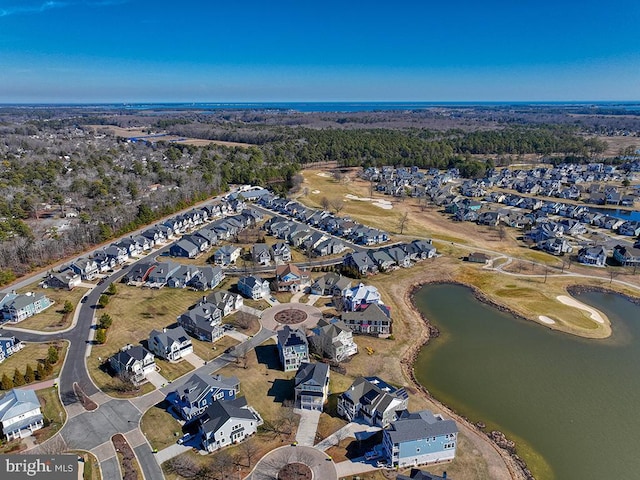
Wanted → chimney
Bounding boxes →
[163,327,167,333]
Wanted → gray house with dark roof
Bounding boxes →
[148,326,193,362]
[109,344,156,386]
[178,300,224,343]
[198,397,262,453]
[337,376,409,427]
[294,362,330,411]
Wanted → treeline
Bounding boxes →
[0,344,60,390]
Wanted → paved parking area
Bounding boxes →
[249,445,336,480]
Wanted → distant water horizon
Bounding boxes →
[2,101,640,113]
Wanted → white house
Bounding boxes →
[199,397,262,453]
[0,389,44,441]
[148,326,193,362]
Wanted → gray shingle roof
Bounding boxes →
[386,410,457,444]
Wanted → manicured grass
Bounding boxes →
[141,400,183,451]
[15,282,89,331]
[191,336,239,362]
[88,284,206,395]
[272,291,293,303]
[242,298,270,310]
[0,341,67,385]
[155,358,194,382]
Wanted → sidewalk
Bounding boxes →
[16,377,59,391]
[314,422,381,451]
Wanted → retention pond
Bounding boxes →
[414,283,640,480]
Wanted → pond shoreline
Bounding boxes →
[402,280,532,480]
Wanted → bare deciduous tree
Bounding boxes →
[398,211,409,234]
[329,199,345,214]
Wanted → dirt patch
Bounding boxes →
[112,433,141,480]
[73,383,98,411]
[278,462,312,480]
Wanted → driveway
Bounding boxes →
[146,370,170,389]
[294,408,320,446]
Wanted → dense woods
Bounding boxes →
[0,105,632,284]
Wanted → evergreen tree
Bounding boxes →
[1,373,13,390]
[106,283,117,295]
[95,329,107,345]
[36,362,46,381]
[99,313,113,329]
[98,294,109,308]
[62,300,74,314]
[13,368,25,386]
[24,365,35,384]
[47,345,59,365]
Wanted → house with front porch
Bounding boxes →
[168,373,239,422]
[310,318,358,362]
[613,245,640,266]
[1,293,54,323]
[577,246,608,267]
[213,245,242,266]
[274,264,310,292]
[382,410,458,469]
[277,326,309,372]
[337,376,409,427]
[0,336,23,364]
[69,257,99,280]
[310,272,352,296]
[271,242,292,264]
[238,275,270,300]
[294,362,330,411]
[148,326,193,362]
[43,271,82,290]
[186,266,224,291]
[340,283,384,312]
[341,303,392,336]
[198,397,262,453]
[251,244,272,266]
[0,389,44,441]
[206,290,243,317]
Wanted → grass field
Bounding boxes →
[16,282,89,331]
[141,400,183,451]
[87,285,206,395]
[33,387,66,444]
[0,341,67,385]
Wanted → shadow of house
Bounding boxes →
[345,430,383,460]
[266,378,295,404]
[254,344,282,370]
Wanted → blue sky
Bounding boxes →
[1,0,639,102]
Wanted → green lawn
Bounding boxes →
[0,341,67,388]
[141,400,183,451]
[33,387,66,444]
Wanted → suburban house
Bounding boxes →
[69,257,99,280]
[103,244,129,264]
[198,397,262,453]
[251,244,272,266]
[342,303,393,336]
[382,410,458,468]
[168,373,239,422]
[276,326,309,372]
[1,293,54,323]
[146,261,181,287]
[340,283,384,312]
[274,264,311,292]
[397,469,451,480]
[148,326,193,362]
[538,238,573,256]
[43,271,81,290]
[124,262,156,284]
[0,336,23,363]
[271,242,292,264]
[206,290,243,317]
[344,252,379,275]
[213,245,242,266]
[310,272,352,296]
[577,246,608,267]
[0,389,44,441]
[613,245,640,266]
[294,362,330,411]
[166,265,200,289]
[467,252,490,264]
[178,300,224,343]
[337,376,409,427]
[238,275,270,300]
[109,344,156,386]
[170,239,199,259]
[310,318,358,362]
[185,266,224,291]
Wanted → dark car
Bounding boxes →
[81,296,88,303]
[97,278,106,285]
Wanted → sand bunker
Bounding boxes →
[344,194,393,210]
[538,315,556,325]
[556,295,605,324]
[311,190,320,194]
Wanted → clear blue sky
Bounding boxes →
[1,0,639,102]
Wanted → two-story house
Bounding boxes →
[271,242,292,264]
[382,410,458,468]
[310,318,358,362]
[148,326,193,362]
[251,244,272,266]
[237,275,270,300]
[0,336,23,364]
[178,300,224,343]
[294,362,330,411]
[577,246,608,267]
[0,389,44,441]
[109,345,156,386]
[1,293,54,323]
[310,272,352,296]
[206,290,243,317]
[168,373,239,422]
[341,303,393,336]
[274,264,310,292]
[198,397,262,453]
[276,326,309,372]
[186,266,224,291]
[337,376,409,427]
[340,283,384,312]
[69,257,99,280]
[213,245,242,266]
